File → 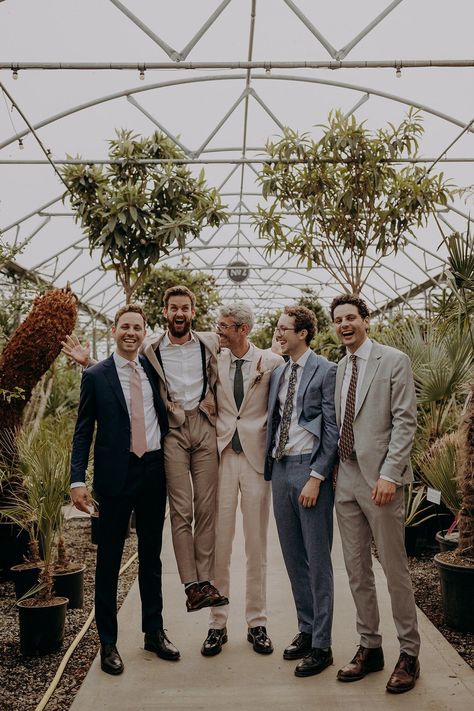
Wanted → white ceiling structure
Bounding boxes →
[1,0,474,326]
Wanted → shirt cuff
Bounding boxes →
[380,475,400,486]
[310,470,325,481]
[70,481,86,488]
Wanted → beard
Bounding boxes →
[167,315,192,338]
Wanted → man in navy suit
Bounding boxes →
[70,304,179,675]
[265,305,338,678]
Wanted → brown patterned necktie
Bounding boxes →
[275,362,299,461]
[339,354,358,461]
[128,361,147,458]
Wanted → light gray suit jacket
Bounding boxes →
[335,341,417,487]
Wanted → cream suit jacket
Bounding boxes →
[216,346,283,474]
[335,341,417,487]
[142,331,219,428]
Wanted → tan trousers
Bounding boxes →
[164,409,219,584]
[209,448,271,629]
[335,458,420,657]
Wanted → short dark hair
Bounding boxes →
[284,305,317,345]
[330,294,370,321]
[163,285,196,309]
[114,303,147,327]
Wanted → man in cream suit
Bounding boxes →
[200,304,283,657]
[331,293,420,694]
[265,305,339,678]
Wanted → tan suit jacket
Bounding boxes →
[335,341,417,487]
[142,331,219,428]
[215,346,283,474]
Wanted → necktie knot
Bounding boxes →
[235,359,244,369]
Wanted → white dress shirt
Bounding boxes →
[272,348,324,480]
[71,351,161,488]
[159,331,210,410]
[340,337,396,485]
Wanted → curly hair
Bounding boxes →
[284,305,317,345]
[330,294,370,321]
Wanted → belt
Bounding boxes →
[273,452,312,464]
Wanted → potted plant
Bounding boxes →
[403,482,438,556]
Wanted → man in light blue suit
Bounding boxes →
[264,305,338,678]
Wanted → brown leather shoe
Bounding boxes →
[185,583,229,612]
[337,645,384,682]
[386,652,420,694]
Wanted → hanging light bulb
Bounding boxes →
[139,69,145,80]
[12,69,18,80]
[18,138,24,150]
[395,65,402,79]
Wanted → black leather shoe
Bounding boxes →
[247,626,274,655]
[294,648,333,677]
[100,643,124,675]
[201,628,228,657]
[144,630,180,661]
[283,632,312,660]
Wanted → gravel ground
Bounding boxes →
[0,523,472,711]
[0,518,138,711]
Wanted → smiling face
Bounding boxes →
[163,295,195,340]
[112,311,146,360]
[275,313,308,360]
[333,303,369,353]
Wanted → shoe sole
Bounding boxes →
[201,635,228,657]
[247,634,274,655]
[294,658,333,677]
[337,665,384,682]
[144,644,180,661]
[283,648,311,661]
[186,596,229,613]
[100,663,124,675]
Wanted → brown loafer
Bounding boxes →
[337,645,384,682]
[185,583,229,612]
[386,652,420,694]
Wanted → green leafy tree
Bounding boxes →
[61,129,228,302]
[254,109,453,294]
[135,264,221,331]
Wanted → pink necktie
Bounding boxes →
[128,361,147,458]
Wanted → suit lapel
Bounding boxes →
[296,350,318,412]
[239,348,260,411]
[218,349,235,409]
[143,335,167,386]
[335,356,347,427]
[103,355,128,415]
[354,344,382,418]
[268,362,287,417]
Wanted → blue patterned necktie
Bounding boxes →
[275,362,299,460]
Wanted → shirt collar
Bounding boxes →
[113,351,139,368]
[162,330,197,348]
[230,343,253,363]
[290,347,311,368]
[346,337,372,361]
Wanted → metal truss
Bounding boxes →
[1,0,473,324]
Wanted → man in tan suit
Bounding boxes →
[200,304,283,657]
[331,293,420,694]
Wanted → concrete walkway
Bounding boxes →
[70,514,474,711]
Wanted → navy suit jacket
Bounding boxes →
[264,350,338,481]
[70,354,169,496]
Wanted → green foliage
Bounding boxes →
[417,433,462,518]
[134,264,221,331]
[61,129,228,302]
[254,109,453,294]
[43,359,81,418]
[404,483,437,528]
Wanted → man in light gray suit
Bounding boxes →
[265,305,339,678]
[331,293,420,695]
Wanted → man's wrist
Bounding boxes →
[71,482,86,488]
[310,470,325,481]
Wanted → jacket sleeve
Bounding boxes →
[309,364,339,477]
[379,353,417,482]
[70,369,96,485]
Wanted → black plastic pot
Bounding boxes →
[0,522,30,579]
[404,526,419,556]
[10,563,42,600]
[53,564,86,609]
[90,512,99,545]
[17,597,68,656]
[434,553,474,633]
[435,529,459,552]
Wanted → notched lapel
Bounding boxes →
[354,350,382,418]
[103,358,128,414]
[143,337,166,385]
[335,358,346,426]
[218,349,235,408]
[296,352,318,411]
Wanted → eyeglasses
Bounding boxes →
[216,321,239,331]
[275,326,295,335]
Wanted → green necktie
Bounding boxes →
[231,359,244,454]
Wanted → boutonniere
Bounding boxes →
[251,356,270,386]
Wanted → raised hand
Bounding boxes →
[62,333,91,367]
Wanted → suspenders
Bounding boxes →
[154,337,208,403]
